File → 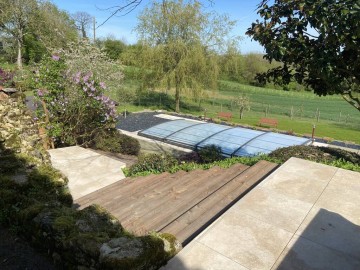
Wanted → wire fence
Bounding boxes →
[123,93,359,127]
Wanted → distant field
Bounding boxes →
[112,76,360,144]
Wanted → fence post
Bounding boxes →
[312,124,316,143]
[316,109,320,122]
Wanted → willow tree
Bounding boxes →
[136,0,238,112]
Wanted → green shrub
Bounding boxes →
[269,145,360,172]
[269,145,360,164]
[93,130,140,156]
[126,153,178,176]
[198,145,223,163]
[0,68,15,87]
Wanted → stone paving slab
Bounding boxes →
[48,146,126,200]
[163,157,360,270]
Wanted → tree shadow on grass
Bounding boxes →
[136,91,203,113]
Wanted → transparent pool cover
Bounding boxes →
[138,119,310,157]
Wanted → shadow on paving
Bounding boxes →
[276,208,360,269]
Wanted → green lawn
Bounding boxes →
[115,78,360,144]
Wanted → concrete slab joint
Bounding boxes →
[163,157,360,270]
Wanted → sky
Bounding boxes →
[50,0,265,54]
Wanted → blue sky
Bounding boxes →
[50,0,264,54]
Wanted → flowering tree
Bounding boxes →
[33,52,118,146]
[235,95,250,119]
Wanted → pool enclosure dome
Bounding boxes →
[138,119,311,157]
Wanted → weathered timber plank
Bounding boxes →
[161,161,278,244]
[75,173,169,209]
[127,163,249,234]
[119,167,222,232]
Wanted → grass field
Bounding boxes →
[10,63,359,144]
[113,76,360,144]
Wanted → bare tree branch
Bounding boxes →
[95,0,214,29]
[95,0,142,29]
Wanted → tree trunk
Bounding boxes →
[81,25,87,39]
[175,73,181,113]
[17,38,22,69]
[166,77,171,95]
[240,108,244,119]
[175,83,180,113]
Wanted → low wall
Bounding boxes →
[0,95,179,269]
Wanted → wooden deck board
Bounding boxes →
[126,164,249,234]
[75,172,173,209]
[119,166,224,231]
[160,161,278,244]
[74,161,278,245]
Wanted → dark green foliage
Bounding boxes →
[0,68,15,87]
[247,0,360,111]
[127,153,178,175]
[198,144,223,164]
[23,34,47,63]
[27,165,72,206]
[93,129,140,156]
[103,39,126,61]
[270,145,360,165]
[0,149,174,269]
[0,154,26,174]
[125,145,360,177]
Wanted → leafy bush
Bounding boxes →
[198,145,223,163]
[0,68,15,87]
[124,145,360,177]
[126,153,178,176]
[33,53,118,146]
[61,39,124,88]
[269,145,360,164]
[125,153,279,177]
[93,130,140,156]
[270,145,360,172]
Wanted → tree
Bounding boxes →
[235,94,250,119]
[102,36,127,60]
[23,1,77,63]
[36,2,78,49]
[72,11,92,39]
[218,42,244,82]
[247,0,360,111]
[136,0,238,112]
[0,0,77,66]
[0,0,38,68]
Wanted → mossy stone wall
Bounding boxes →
[0,95,179,269]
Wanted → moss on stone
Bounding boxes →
[155,232,181,257]
[1,97,179,270]
[18,202,46,224]
[0,154,26,174]
[53,215,76,234]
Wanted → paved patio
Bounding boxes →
[48,146,126,200]
[163,157,360,270]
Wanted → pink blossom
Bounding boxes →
[52,55,60,61]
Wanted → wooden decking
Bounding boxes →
[75,160,278,245]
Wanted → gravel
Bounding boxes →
[116,111,171,132]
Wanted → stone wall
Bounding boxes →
[0,95,179,269]
[0,94,50,166]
